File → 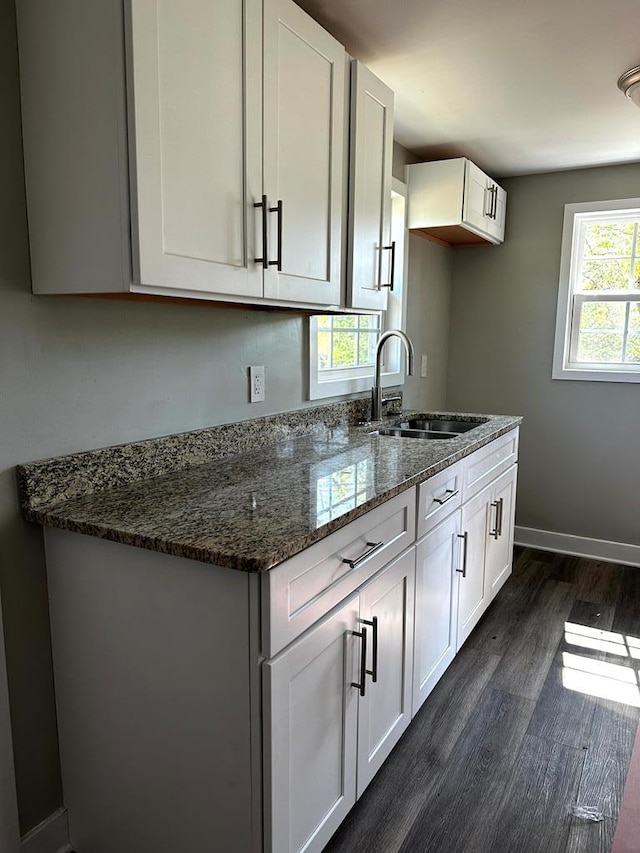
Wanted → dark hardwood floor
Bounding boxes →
[325,547,640,853]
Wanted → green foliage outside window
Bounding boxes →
[575,221,640,364]
[317,315,380,371]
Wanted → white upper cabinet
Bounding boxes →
[16,0,347,310]
[407,157,507,247]
[262,0,346,307]
[129,0,263,299]
[347,62,394,311]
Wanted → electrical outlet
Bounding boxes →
[249,365,265,403]
[421,354,428,378]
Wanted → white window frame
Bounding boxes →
[308,178,408,400]
[553,198,640,383]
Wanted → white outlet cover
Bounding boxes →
[249,365,265,403]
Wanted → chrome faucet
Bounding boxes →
[371,330,415,421]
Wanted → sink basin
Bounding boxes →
[394,418,481,433]
[371,416,486,440]
[372,427,457,440]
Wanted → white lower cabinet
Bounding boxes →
[458,461,519,649]
[484,464,518,601]
[413,511,461,715]
[413,429,519,712]
[42,431,519,853]
[356,550,415,795]
[263,548,415,853]
[263,595,359,853]
[457,481,492,648]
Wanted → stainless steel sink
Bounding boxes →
[372,427,457,440]
[394,418,481,434]
[371,416,486,440]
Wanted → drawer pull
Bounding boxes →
[342,541,384,570]
[456,532,468,577]
[433,488,459,506]
[361,616,378,683]
[350,627,368,697]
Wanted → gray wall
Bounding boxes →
[394,143,453,410]
[404,234,452,409]
[447,163,640,547]
[0,7,450,836]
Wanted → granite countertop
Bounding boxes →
[18,405,521,572]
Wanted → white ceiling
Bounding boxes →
[296,0,640,177]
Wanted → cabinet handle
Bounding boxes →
[361,617,378,683]
[342,541,384,570]
[268,200,283,271]
[380,241,396,290]
[489,500,500,539]
[484,185,493,218]
[497,497,504,537]
[456,532,468,577]
[433,488,459,506]
[350,626,368,697]
[491,186,498,220]
[254,195,268,269]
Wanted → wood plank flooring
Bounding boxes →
[325,547,640,853]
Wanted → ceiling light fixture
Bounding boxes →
[618,66,640,107]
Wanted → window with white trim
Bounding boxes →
[309,180,408,399]
[553,199,640,383]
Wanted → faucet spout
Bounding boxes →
[371,330,415,421]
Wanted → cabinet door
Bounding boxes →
[347,62,394,311]
[484,464,518,603]
[413,512,461,715]
[357,548,414,796]
[462,159,491,238]
[457,482,492,649]
[263,597,359,853]
[263,0,346,306]
[487,184,507,243]
[128,0,263,298]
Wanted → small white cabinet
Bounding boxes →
[407,157,506,247]
[263,547,415,853]
[347,61,394,311]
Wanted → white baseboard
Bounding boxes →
[514,526,640,568]
[21,808,71,853]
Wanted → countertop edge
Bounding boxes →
[26,417,522,573]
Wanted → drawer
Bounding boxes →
[462,428,519,502]
[262,488,416,658]
[416,461,463,540]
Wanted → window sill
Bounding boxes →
[309,369,403,401]
[552,364,640,383]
